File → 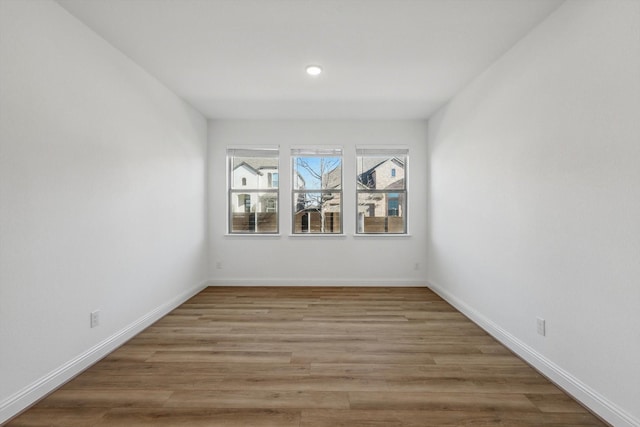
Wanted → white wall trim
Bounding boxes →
[427,280,639,427]
[209,279,428,287]
[0,280,209,425]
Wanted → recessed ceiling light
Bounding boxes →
[306,65,323,76]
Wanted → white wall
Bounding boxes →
[426,1,640,425]
[209,120,428,286]
[0,0,208,422]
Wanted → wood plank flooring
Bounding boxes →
[6,287,607,426]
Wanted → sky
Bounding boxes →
[293,156,341,189]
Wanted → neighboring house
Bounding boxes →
[232,158,279,213]
[321,164,342,213]
[357,157,405,218]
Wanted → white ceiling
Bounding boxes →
[57,0,563,120]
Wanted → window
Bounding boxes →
[292,147,342,234]
[387,193,400,216]
[239,194,251,212]
[356,147,408,234]
[227,147,279,234]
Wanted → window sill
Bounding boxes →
[353,233,412,238]
[225,233,282,237]
[288,233,347,238]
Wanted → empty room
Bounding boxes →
[0,0,638,426]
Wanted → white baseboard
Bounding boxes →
[208,278,428,287]
[0,280,209,425]
[427,279,639,427]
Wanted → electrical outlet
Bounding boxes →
[216,261,222,269]
[536,317,545,336]
[414,262,420,270]
[90,310,100,328]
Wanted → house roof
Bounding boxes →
[358,157,405,189]
[386,178,405,190]
[233,158,278,174]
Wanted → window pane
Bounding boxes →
[293,192,342,233]
[293,156,342,190]
[231,156,278,189]
[230,191,278,233]
[357,192,406,233]
[228,147,279,234]
[356,155,405,190]
[291,147,343,235]
[356,148,407,234]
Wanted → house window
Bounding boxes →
[291,147,343,234]
[356,147,408,234]
[227,147,279,234]
[266,172,279,189]
[238,194,251,212]
[387,193,399,216]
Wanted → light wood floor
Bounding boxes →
[7,287,607,426]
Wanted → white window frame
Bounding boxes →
[291,146,343,235]
[356,146,408,235]
[227,146,279,234]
